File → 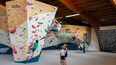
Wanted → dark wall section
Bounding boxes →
[43,43,83,50]
[96,29,116,52]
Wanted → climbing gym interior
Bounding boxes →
[0,0,116,65]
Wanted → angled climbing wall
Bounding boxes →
[6,0,57,63]
[44,25,91,50]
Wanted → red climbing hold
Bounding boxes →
[32,31,36,33]
[37,25,39,27]
[26,58,29,61]
[28,44,33,47]
[35,18,38,21]
[12,44,17,54]
[77,35,79,36]
[39,22,43,24]
[10,27,16,34]
[11,53,13,56]
[76,41,78,43]
[32,25,36,28]
[77,28,79,30]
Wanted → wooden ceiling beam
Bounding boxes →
[59,0,100,30]
[110,0,116,8]
[0,2,5,6]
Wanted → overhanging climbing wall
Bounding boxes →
[6,0,57,63]
[44,25,91,50]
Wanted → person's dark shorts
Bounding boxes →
[60,56,65,60]
[30,47,36,52]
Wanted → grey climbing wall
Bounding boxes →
[96,29,116,52]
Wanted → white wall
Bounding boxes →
[88,28,100,51]
[100,25,116,30]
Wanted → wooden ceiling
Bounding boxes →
[0,0,116,27]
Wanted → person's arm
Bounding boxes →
[32,39,35,45]
[53,19,58,26]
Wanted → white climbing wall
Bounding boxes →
[88,28,100,51]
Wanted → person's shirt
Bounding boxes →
[57,23,61,31]
[33,42,39,49]
[60,49,65,56]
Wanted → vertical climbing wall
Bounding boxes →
[0,16,11,54]
[6,0,57,63]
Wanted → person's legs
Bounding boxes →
[64,59,66,65]
[61,60,63,65]
[83,47,85,53]
[28,47,30,53]
[31,49,36,58]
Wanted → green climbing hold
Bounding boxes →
[40,9,42,11]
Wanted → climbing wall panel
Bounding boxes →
[6,0,57,63]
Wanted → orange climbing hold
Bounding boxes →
[10,27,16,34]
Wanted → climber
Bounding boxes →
[39,18,62,40]
[28,35,39,58]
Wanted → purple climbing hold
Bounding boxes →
[23,27,26,30]
[20,34,23,36]
[20,46,24,49]
[24,7,27,12]
[29,16,33,21]
[27,1,33,5]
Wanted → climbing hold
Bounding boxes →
[37,25,39,27]
[47,14,49,16]
[26,58,29,61]
[27,1,33,5]
[10,27,16,34]
[12,44,17,54]
[8,14,10,16]
[35,18,38,21]
[20,25,22,28]
[40,9,42,11]
[28,44,33,47]
[31,7,34,9]
[20,34,23,36]
[17,3,20,6]
[23,27,26,30]
[32,31,36,33]
[8,9,10,11]
[20,11,23,15]
[11,20,13,22]
[20,46,24,49]
[24,7,27,12]
[39,22,43,24]
[35,13,37,15]
[32,25,36,28]
[29,16,33,21]
[77,28,79,30]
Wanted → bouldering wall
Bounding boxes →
[96,29,116,52]
[44,25,91,50]
[0,16,11,54]
[6,0,57,63]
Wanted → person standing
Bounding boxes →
[63,44,68,65]
[83,42,85,53]
[60,46,66,65]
